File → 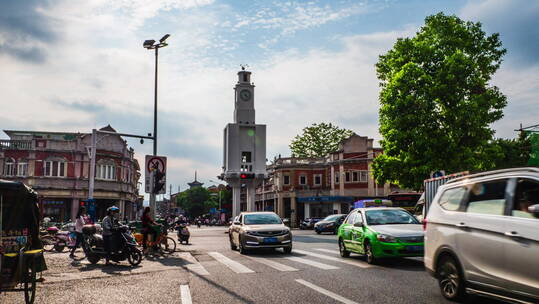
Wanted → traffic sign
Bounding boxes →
[145,155,167,194]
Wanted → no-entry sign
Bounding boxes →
[145,155,167,194]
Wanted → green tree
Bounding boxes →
[176,187,211,218]
[372,12,507,190]
[491,133,531,169]
[290,123,354,158]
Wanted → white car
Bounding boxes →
[424,167,539,303]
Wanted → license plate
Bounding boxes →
[406,245,423,252]
[263,237,278,243]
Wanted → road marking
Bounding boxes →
[241,254,299,272]
[180,285,192,304]
[295,249,370,268]
[315,248,340,255]
[208,252,255,274]
[285,256,339,270]
[296,279,359,304]
[178,252,210,276]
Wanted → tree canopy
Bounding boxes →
[290,123,354,158]
[372,12,507,190]
[176,187,215,218]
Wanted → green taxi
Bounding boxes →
[337,207,424,264]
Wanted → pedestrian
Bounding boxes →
[70,206,87,258]
[141,207,157,254]
[102,206,119,265]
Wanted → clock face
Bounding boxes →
[240,89,251,101]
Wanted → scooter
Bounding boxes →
[81,224,142,266]
[42,226,76,252]
[177,224,190,244]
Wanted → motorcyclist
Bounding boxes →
[102,206,120,265]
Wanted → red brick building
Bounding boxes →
[0,126,142,222]
[255,134,401,227]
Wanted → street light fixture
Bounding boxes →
[143,33,170,219]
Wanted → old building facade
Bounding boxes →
[255,134,400,227]
[0,126,142,222]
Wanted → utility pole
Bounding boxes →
[143,34,170,220]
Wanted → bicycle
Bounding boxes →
[137,225,176,254]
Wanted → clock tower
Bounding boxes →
[234,68,255,125]
[222,67,267,217]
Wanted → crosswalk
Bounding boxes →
[179,248,369,304]
[177,247,370,277]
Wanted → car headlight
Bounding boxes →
[246,231,257,236]
[377,234,397,243]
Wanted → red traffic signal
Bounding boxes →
[240,173,255,179]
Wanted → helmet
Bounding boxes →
[107,206,120,212]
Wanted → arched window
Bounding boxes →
[4,158,15,176]
[44,157,67,177]
[17,159,28,177]
[97,159,116,181]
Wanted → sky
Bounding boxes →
[1,0,538,197]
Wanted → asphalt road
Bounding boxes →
[0,227,500,304]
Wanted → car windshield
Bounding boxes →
[323,215,341,221]
[365,209,419,225]
[244,213,282,225]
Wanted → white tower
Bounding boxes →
[222,67,267,217]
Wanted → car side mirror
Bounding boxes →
[528,204,539,216]
[353,222,363,227]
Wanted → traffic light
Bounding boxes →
[153,169,166,194]
[240,173,255,179]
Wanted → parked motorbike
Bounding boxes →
[81,224,142,266]
[177,224,190,245]
[41,226,76,252]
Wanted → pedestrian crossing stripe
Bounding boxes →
[285,256,340,270]
[208,252,255,274]
[294,249,371,269]
[237,253,299,272]
[178,252,210,276]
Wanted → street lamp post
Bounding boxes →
[143,34,170,219]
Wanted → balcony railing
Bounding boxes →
[0,140,32,150]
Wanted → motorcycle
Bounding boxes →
[41,226,76,252]
[81,224,142,266]
[177,224,190,245]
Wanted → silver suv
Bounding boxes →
[424,168,539,303]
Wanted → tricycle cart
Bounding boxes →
[0,180,47,304]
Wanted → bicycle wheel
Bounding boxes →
[24,258,37,304]
[41,236,55,252]
[159,236,176,254]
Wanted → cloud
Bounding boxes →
[229,1,374,48]
[0,0,58,63]
[460,0,539,137]
[460,0,539,66]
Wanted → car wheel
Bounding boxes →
[437,256,466,302]
[316,230,321,235]
[229,235,237,250]
[238,236,248,255]
[364,242,376,264]
[339,239,350,257]
[283,246,292,254]
[333,228,338,235]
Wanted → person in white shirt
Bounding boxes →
[70,206,87,258]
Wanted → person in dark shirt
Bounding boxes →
[141,207,157,253]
